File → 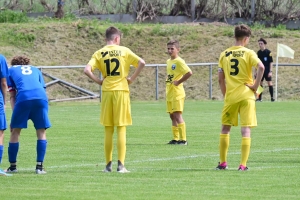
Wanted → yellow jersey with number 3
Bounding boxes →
[219,46,261,104]
[166,57,191,101]
[88,45,141,91]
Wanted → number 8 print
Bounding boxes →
[21,66,33,75]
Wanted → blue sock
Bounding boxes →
[36,140,47,162]
[8,142,19,163]
[0,145,3,164]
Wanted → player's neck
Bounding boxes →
[170,55,179,60]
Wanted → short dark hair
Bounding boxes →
[234,24,251,39]
[258,38,267,44]
[167,40,180,49]
[11,56,30,65]
[105,26,122,41]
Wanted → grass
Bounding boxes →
[0,101,299,199]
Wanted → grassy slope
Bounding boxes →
[0,20,300,100]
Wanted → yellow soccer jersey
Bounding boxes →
[219,46,261,103]
[166,57,191,101]
[88,45,140,91]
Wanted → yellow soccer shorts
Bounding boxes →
[100,91,132,126]
[166,98,185,114]
[221,99,257,127]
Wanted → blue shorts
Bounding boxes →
[0,113,7,130]
[11,99,51,129]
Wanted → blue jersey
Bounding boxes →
[0,54,8,111]
[7,65,48,103]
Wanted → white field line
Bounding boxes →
[19,147,299,171]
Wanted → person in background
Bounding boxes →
[216,24,264,171]
[84,26,145,173]
[165,40,192,145]
[6,56,51,174]
[256,38,274,102]
[0,54,8,176]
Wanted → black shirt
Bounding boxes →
[257,49,273,73]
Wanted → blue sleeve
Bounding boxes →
[38,69,46,89]
[0,55,8,79]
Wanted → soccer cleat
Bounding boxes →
[117,160,130,173]
[215,162,228,170]
[238,165,248,171]
[255,99,262,102]
[167,140,179,144]
[178,140,188,145]
[36,165,47,174]
[5,166,18,173]
[0,168,13,176]
[103,161,112,173]
[271,98,275,102]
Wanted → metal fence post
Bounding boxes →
[156,65,159,100]
[209,64,212,99]
[191,0,195,21]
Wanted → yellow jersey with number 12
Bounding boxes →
[88,45,141,91]
[218,46,261,104]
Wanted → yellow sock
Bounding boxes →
[219,134,230,163]
[104,126,114,164]
[241,137,251,166]
[178,123,186,141]
[172,126,179,141]
[117,126,126,165]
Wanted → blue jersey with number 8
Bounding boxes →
[7,65,48,103]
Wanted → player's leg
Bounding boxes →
[30,99,51,174]
[172,98,186,145]
[100,91,114,172]
[7,101,29,173]
[266,78,274,101]
[0,111,6,173]
[239,99,257,171]
[36,129,47,174]
[7,128,21,173]
[114,91,131,173]
[167,101,179,144]
[104,126,114,172]
[116,126,129,173]
[216,103,238,170]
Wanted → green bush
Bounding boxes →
[0,10,29,23]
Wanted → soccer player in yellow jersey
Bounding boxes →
[84,26,145,173]
[216,24,264,171]
[166,40,192,145]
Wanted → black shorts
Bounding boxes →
[261,72,272,82]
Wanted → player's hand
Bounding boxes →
[127,77,133,85]
[173,80,179,86]
[245,84,256,93]
[268,72,272,77]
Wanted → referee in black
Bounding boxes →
[256,38,275,102]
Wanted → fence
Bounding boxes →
[38,63,300,102]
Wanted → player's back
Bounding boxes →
[219,46,260,103]
[91,45,140,91]
[8,65,48,102]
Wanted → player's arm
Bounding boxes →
[268,51,273,77]
[127,58,145,84]
[173,71,192,86]
[0,78,7,107]
[218,68,226,97]
[8,88,16,110]
[247,62,265,91]
[84,64,103,85]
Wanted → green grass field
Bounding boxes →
[1,101,299,199]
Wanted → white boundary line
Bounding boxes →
[17,147,299,171]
